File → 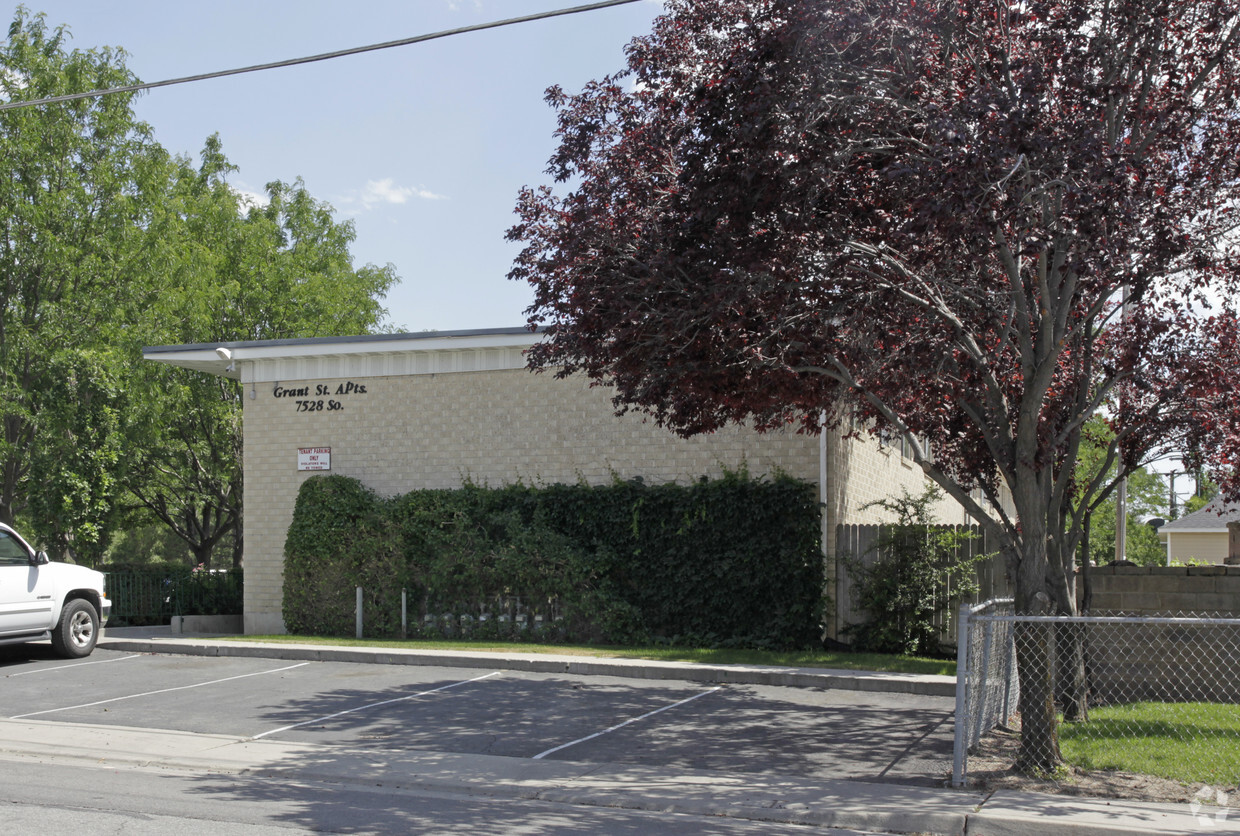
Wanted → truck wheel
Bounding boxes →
[51,599,99,658]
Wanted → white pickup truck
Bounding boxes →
[0,522,110,658]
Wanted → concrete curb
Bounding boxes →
[96,633,957,696]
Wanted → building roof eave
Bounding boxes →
[142,328,544,379]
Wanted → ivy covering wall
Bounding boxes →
[283,472,824,648]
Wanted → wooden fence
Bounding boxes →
[833,523,1010,648]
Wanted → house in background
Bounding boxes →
[144,328,969,635]
[1157,499,1240,565]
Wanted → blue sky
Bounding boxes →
[7,1,663,332]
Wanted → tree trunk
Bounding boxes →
[1056,621,1090,722]
[1056,521,1091,722]
[1080,514,1093,612]
[231,520,244,571]
[1015,619,1064,772]
[1009,488,1066,773]
[191,540,213,571]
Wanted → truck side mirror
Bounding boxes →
[30,550,50,566]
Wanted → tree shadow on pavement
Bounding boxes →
[174,671,954,833]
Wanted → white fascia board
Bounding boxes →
[143,348,240,379]
[236,331,540,362]
[144,330,544,381]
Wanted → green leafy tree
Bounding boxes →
[1074,419,1169,567]
[1183,476,1219,516]
[1085,471,1167,567]
[121,138,397,568]
[0,10,395,566]
[25,349,125,565]
[0,9,155,528]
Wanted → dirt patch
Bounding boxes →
[963,722,1240,808]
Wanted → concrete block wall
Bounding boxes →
[1086,565,1240,615]
[1080,565,1240,703]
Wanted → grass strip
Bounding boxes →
[228,635,956,676]
[1059,701,1240,785]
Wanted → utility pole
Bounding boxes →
[1115,478,1127,561]
[1166,470,1180,519]
[1116,285,1130,563]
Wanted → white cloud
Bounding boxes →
[340,178,446,212]
[232,186,269,210]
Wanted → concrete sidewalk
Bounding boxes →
[86,627,1240,836]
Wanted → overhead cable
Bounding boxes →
[0,0,645,112]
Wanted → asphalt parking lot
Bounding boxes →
[0,645,955,786]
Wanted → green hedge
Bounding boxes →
[283,472,824,648]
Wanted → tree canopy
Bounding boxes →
[510,0,1240,769]
[0,9,397,565]
[121,138,396,569]
[0,9,154,531]
[511,0,1240,602]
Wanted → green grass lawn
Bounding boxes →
[1059,701,1240,785]
[230,635,956,676]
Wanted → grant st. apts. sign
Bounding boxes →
[273,380,369,414]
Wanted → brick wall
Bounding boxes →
[243,369,813,633]
[241,366,954,634]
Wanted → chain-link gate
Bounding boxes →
[953,606,1240,787]
[952,599,1018,785]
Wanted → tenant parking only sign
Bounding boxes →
[297,447,331,471]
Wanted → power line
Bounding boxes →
[0,0,645,112]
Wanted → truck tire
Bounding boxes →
[51,599,100,658]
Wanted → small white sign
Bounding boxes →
[298,447,331,471]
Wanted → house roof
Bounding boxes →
[1159,498,1240,535]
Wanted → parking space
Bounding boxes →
[0,647,955,785]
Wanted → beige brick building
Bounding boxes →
[146,328,962,634]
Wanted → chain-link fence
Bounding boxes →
[953,607,1240,788]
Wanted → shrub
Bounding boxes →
[843,487,988,656]
[282,474,403,635]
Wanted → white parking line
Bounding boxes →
[532,685,723,760]
[6,654,142,677]
[9,662,310,718]
[251,670,502,740]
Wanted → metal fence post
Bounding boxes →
[356,586,363,639]
[1002,621,1017,721]
[951,603,972,787]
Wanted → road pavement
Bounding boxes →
[0,628,1231,835]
